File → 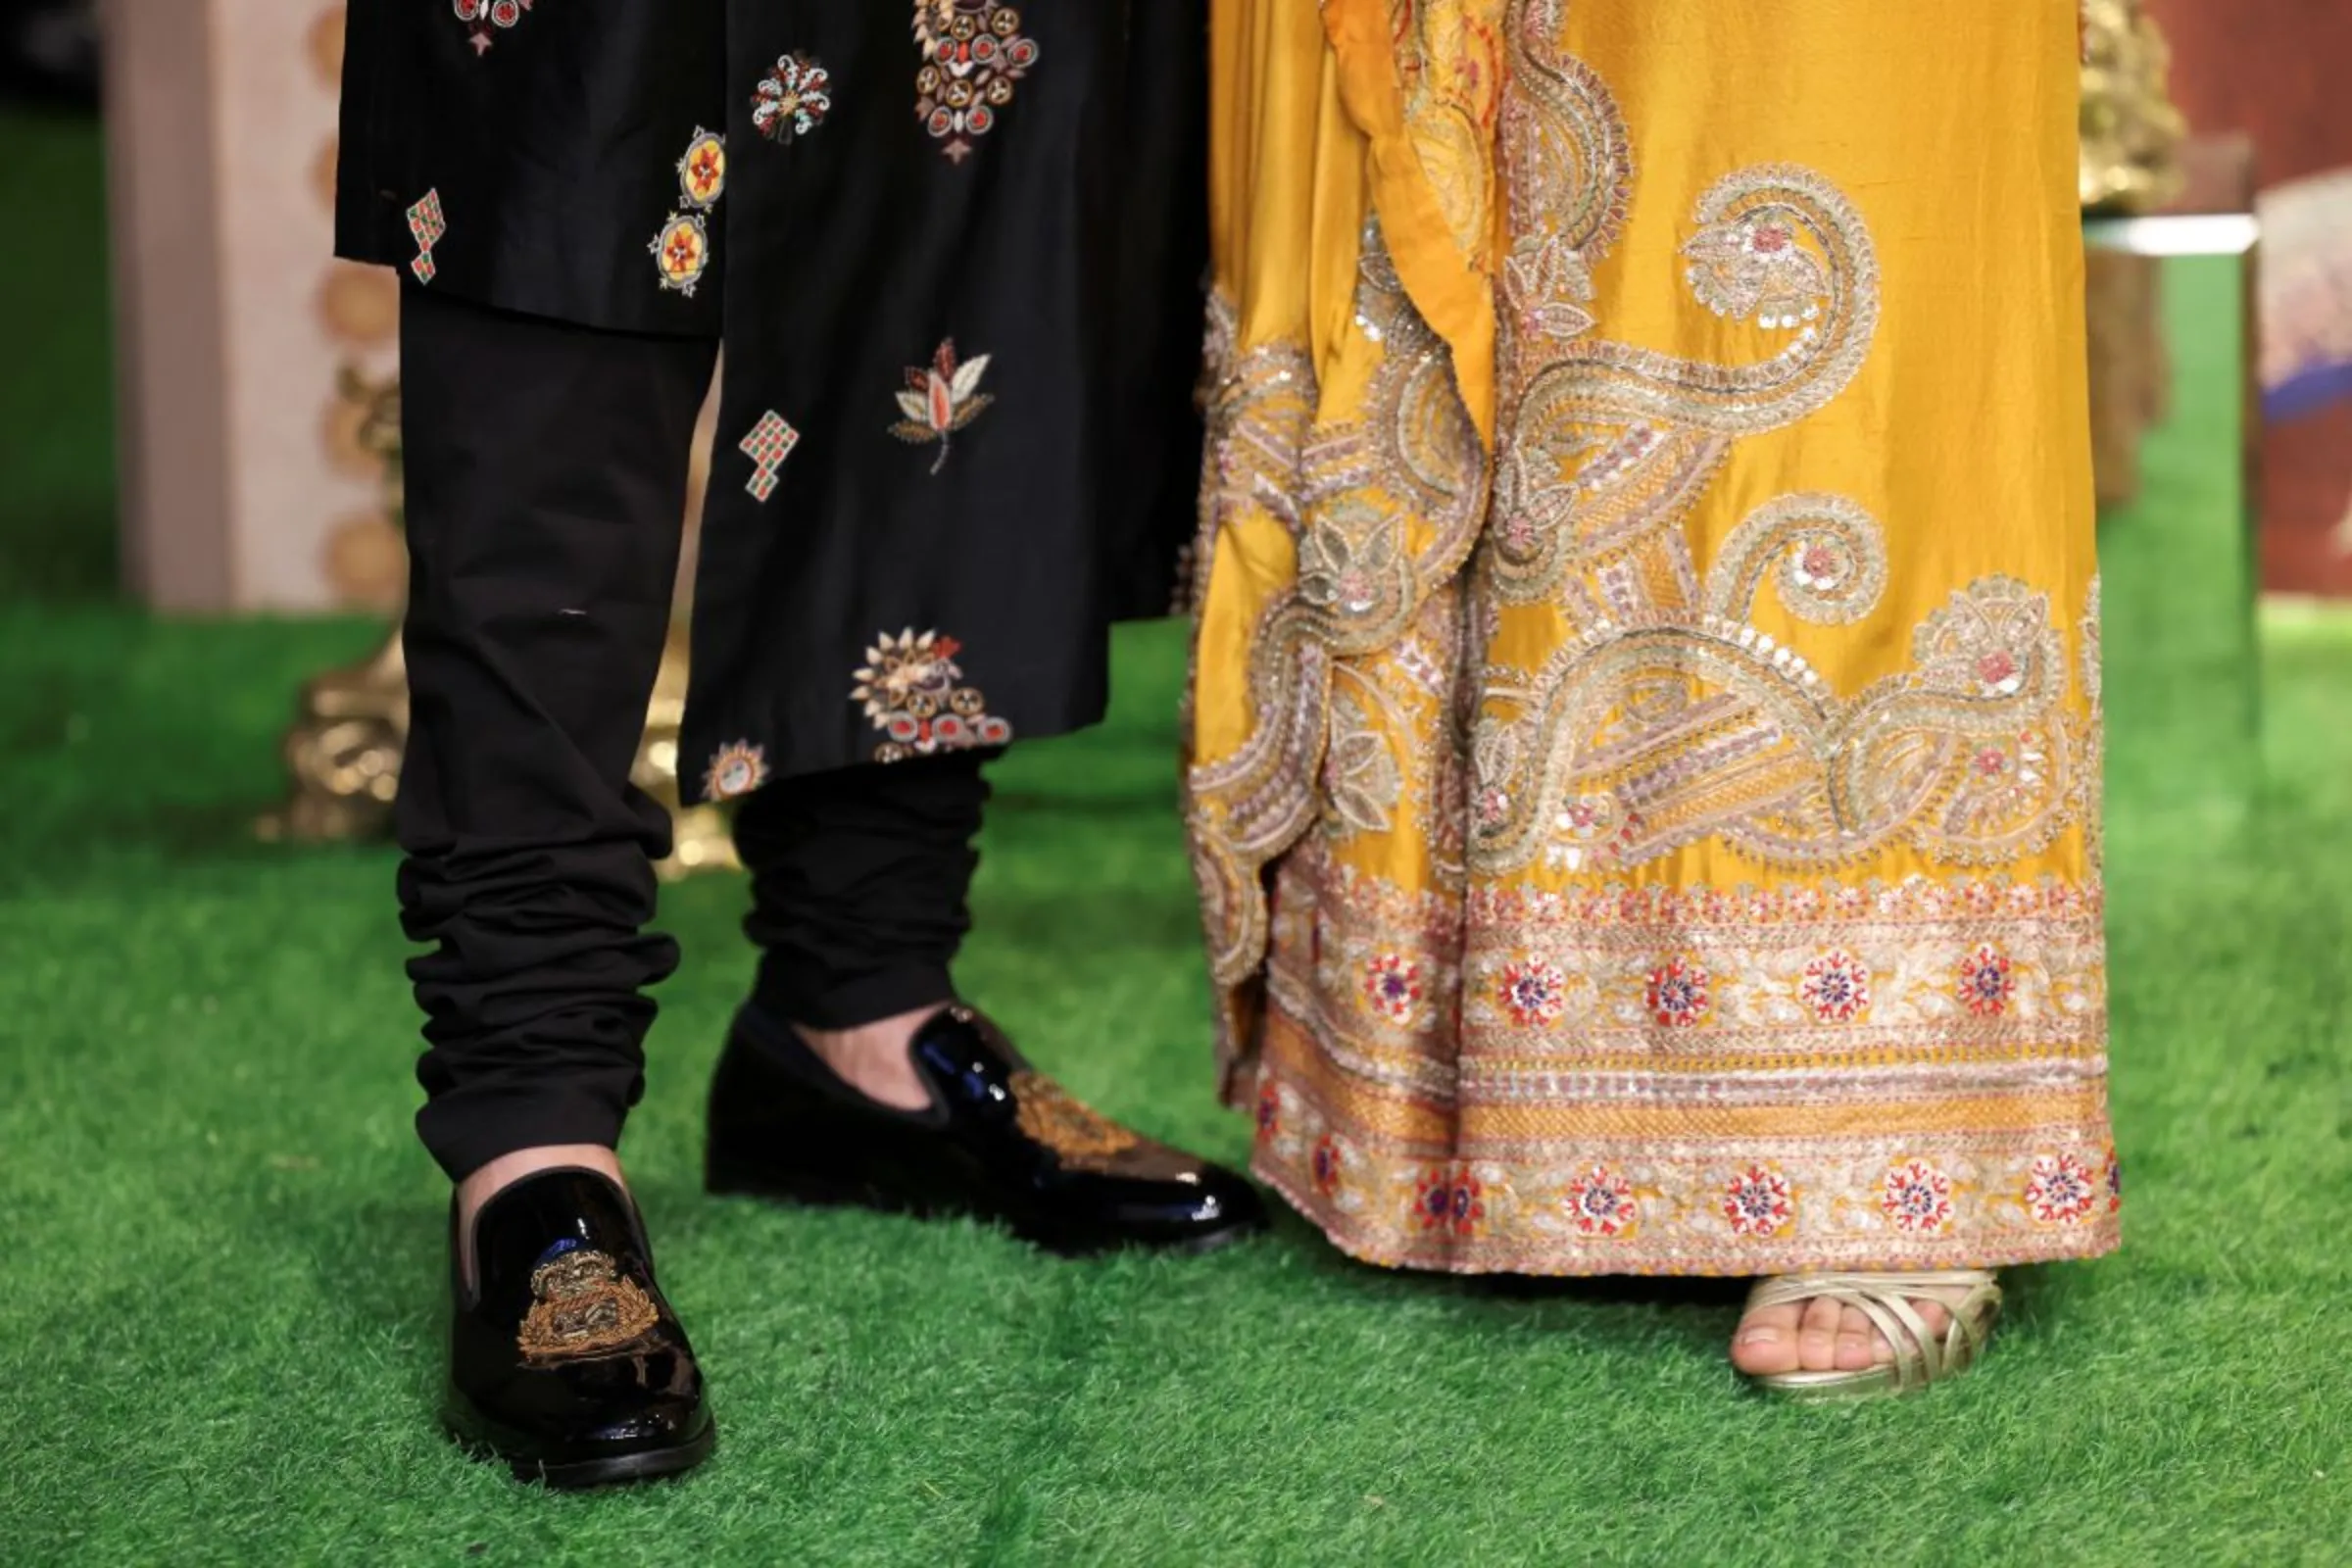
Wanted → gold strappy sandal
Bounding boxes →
[1740,1270,2003,1400]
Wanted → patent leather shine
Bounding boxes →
[445,1168,715,1487]
[706,1005,1268,1256]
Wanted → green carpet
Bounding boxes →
[4,106,2350,1560]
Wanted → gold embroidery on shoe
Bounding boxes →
[1010,1071,1141,1165]
[516,1247,661,1362]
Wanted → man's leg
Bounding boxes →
[397,283,719,1484]
[710,752,1270,1255]
[730,751,993,1109]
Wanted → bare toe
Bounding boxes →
[1730,1300,1807,1375]
[1797,1294,1842,1372]
[1835,1302,1878,1371]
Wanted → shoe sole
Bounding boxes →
[447,1420,716,1490]
[705,1164,1264,1260]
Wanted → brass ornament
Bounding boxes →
[2079,0,2186,215]
[516,1247,662,1362]
[1011,1070,1142,1165]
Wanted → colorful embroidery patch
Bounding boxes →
[454,0,537,57]
[890,340,994,473]
[2025,1152,2098,1226]
[676,128,727,209]
[1360,954,1423,1024]
[1798,949,1871,1023]
[753,53,834,141]
[1722,1164,1794,1239]
[1497,957,1566,1028]
[515,1243,660,1362]
[1643,957,1713,1028]
[406,190,446,284]
[1957,943,2015,1017]
[1309,1135,1345,1197]
[651,212,710,296]
[852,629,1012,761]
[1412,1165,1485,1238]
[1880,1158,1955,1235]
[738,412,800,501]
[703,740,769,801]
[1564,1166,1639,1238]
[912,1,1040,162]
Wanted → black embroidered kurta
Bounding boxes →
[336,1,1205,801]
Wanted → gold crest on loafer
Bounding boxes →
[516,1245,661,1362]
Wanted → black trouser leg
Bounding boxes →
[396,285,718,1182]
[733,751,999,1029]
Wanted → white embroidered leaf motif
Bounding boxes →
[949,353,991,403]
[896,390,934,423]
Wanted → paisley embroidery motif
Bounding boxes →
[913,0,1040,162]
[515,1242,660,1362]
[890,340,993,473]
[852,630,1013,762]
[453,0,537,57]
[753,53,834,142]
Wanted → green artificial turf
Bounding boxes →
[3,111,2350,1561]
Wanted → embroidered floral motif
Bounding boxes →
[1254,1081,1281,1138]
[454,0,536,58]
[2025,1152,2098,1225]
[1498,958,1567,1028]
[912,0,1040,163]
[2103,1145,2123,1213]
[1361,954,1424,1024]
[407,190,446,284]
[1798,949,1872,1023]
[1957,943,2016,1016]
[1413,1166,1485,1237]
[739,411,800,501]
[890,340,994,473]
[703,740,769,801]
[652,213,710,295]
[1681,213,1831,329]
[753,53,834,142]
[1880,1159,1955,1235]
[650,130,723,296]
[852,629,1013,762]
[1564,1166,1638,1238]
[515,1241,660,1362]
[1643,957,1712,1029]
[1722,1164,1794,1238]
[676,129,727,209]
[1310,1135,1345,1198]
[1011,1070,1140,1164]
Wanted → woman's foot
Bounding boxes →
[1731,1288,1953,1375]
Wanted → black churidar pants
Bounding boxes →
[396,286,986,1181]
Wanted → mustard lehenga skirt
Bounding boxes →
[1183,0,2120,1275]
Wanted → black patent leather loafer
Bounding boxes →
[445,1167,715,1488]
[706,1004,1267,1257]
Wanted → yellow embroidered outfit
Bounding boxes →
[1185,0,2118,1274]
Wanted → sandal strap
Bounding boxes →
[1744,1270,2002,1391]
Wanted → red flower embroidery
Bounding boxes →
[753,53,834,141]
[1413,1166,1485,1238]
[1879,1158,1954,1234]
[2025,1152,2097,1225]
[1798,950,1871,1023]
[1564,1166,1638,1238]
[852,629,1013,762]
[890,340,995,474]
[1497,958,1566,1028]
[703,740,769,802]
[1957,944,2015,1016]
[913,0,1041,163]
[1361,954,1423,1024]
[1644,957,1712,1029]
[1309,1135,1345,1198]
[454,0,536,57]
[1722,1164,1794,1238]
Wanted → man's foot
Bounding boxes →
[445,1165,715,1487]
[705,1003,1269,1256]
[1731,1290,1952,1376]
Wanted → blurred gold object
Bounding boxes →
[2080,0,2186,215]
[260,367,734,879]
